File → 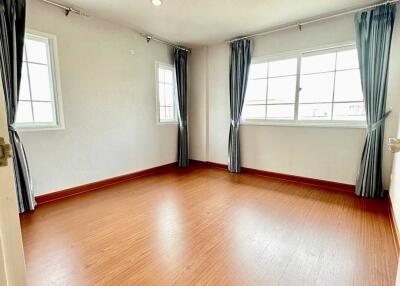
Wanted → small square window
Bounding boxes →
[16,32,63,130]
[244,57,297,120]
[298,47,365,122]
[156,63,177,123]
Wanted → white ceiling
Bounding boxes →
[61,0,380,46]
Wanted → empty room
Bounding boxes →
[1,0,400,285]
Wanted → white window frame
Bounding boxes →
[16,30,64,132]
[155,62,178,124]
[242,42,367,129]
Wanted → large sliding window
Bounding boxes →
[243,44,365,127]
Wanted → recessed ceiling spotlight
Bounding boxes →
[151,0,162,6]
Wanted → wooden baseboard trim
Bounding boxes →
[193,160,228,170]
[190,159,355,193]
[388,195,400,257]
[35,163,177,205]
[36,160,355,205]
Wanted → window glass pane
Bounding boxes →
[249,63,268,79]
[267,104,294,120]
[25,38,48,64]
[159,83,165,106]
[16,101,33,123]
[298,103,332,120]
[157,65,176,122]
[20,62,30,100]
[299,72,334,103]
[301,52,336,74]
[164,69,173,84]
[243,104,266,119]
[158,68,165,82]
[334,70,363,102]
[28,63,52,101]
[336,49,359,70]
[245,79,267,105]
[33,102,54,123]
[160,107,166,121]
[267,76,296,104]
[268,58,297,77]
[165,106,174,120]
[165,84,173,106]
[333,102,365,121]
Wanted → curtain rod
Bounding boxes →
[141,34,191,53]
[41,0,87,16]
[229,0,399,43]
[40,1,190,52]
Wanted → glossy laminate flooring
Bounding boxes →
[20,166,398,285]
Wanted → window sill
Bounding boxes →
[16,125,65,132]
[241,120,367,129]
[157,121,178,125]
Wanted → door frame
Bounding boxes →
[0,77,27,286]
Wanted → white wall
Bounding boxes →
[191,13,400,187]
[389,7,400,245]
[22,0,178,196]
[188,47,208,161]
[390,114,400,258]
[385,9,400,190]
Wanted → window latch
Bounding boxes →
[0,137,13,167]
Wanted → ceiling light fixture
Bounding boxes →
[151,0,162,6]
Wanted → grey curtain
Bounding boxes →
[228,39,251,173]
[0,0,35,212]
[174,48,189,167]
[355,4,396,198]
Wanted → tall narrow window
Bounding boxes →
[157,63,177,123]
[16,33,63,129]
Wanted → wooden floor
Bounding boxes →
[20,166,398,286]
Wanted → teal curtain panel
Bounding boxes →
[0,0,36,212]
[174,48,189,168]
[355,3,396,198]
[228,39,251,173]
